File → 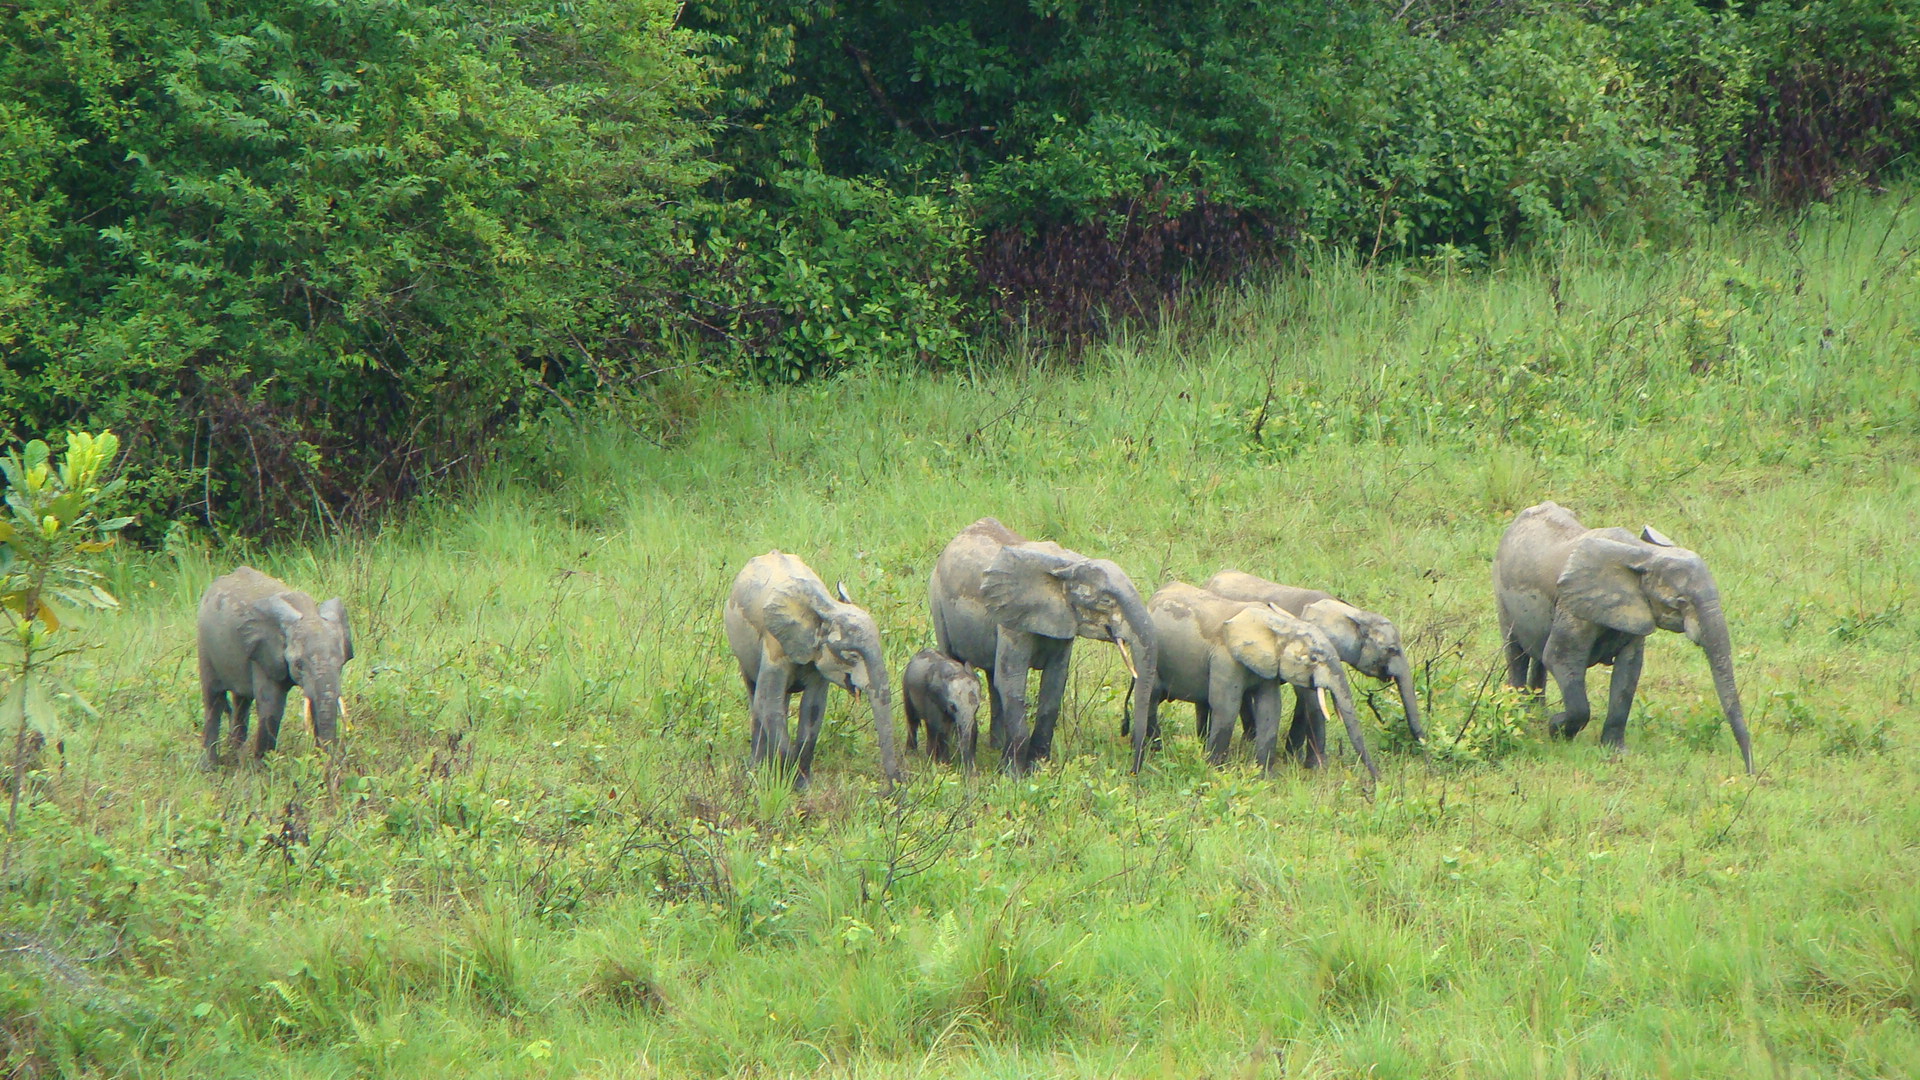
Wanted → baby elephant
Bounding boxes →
[902,649,984,770]
[198,567,353,764]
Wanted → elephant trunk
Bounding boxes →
[1120,599,1159,774]
[1387,654,1425,743]
[864,647,902,782]
[1694,598,1753,774]
[1319,664,1379,781]
[306,678,342,744]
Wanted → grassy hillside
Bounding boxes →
[6,189,1919,1078]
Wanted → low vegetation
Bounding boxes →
[2,188,1917,1077]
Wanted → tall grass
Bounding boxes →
[3,189,1917,1078]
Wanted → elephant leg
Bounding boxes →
[992,630,1036,772]
[1303,686,1329,768]
[791,675,829,781]
[984,671,1007,750]
[1600,637,1645,750]
[1204,668,1242,766]
[903,694,921,753]
[751,659,795,767]
[1527,656,1547,694]
[253,683,289,757]
[1543,617,1599,739]
[932,705,958,764]
[741,673,759,753]
[1240,695,1257,742]
[1284,689,1312,762]
[200,681,228,763]
[228,695,253,755]
[1248,683,1282,772]
[1194,701,1210,740]
[1028,644,1072,765]
[1503,630,1534,691]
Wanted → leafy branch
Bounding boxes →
[1,431,131,855]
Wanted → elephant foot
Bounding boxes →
[1547,712,1588,739]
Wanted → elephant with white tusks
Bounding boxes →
[725,551,901,786]
[197,567,353,765]
[1494,501,1754,773]
[929,518,1158,774]
[1205,570,1425,746]
[1144,583,1378,778]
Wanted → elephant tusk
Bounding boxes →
[1114,638,1138,681]
[1315,686,1331,725]
[340,697,350,733]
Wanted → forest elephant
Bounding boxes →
[902,649,984,770]
[197,566,354,765]
[1205,570,1425,745]
[1493,501,1753,773]
[928,518,1158,774]
[726,552,902,785]
[1145,583,1378,777]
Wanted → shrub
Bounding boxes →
[0,0,717,535]
[686,171,978,382]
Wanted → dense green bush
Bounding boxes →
[4,0,1917,531]
[0,0,715,534]
[687,171,978,381]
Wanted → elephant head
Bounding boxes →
[981,543,1158,772]
[1300,599,1425,743]
[763,579,899,775]
[256,594,353,743]
[1223,606,1379,779]
[1558,526,1752,772]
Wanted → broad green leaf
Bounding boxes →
[0,520,12,543]
[22,440,48,471]
[24,678,58,738]
[48,493,84,524]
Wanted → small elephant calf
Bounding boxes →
[197,566,353,764]
[902,649,983,770]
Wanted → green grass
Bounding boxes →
[5,188,1920,1078]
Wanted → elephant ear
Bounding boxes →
[1224,609,1283,680]
[980,544,1078,638]
[245,594,304,664]
[318,597,354,661]
[1299,600,1362,663]
[1558,536,1657,635]
[763,581,828,665]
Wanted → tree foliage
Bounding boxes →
[0,0,715,533]
[3,0,1917,531]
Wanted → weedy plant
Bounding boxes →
[0,431,129,844]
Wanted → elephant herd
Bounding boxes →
[193,503,1754,782]
[719,505,1755,786]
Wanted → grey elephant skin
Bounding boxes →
[902,649,984,769]
[1146,583,1377,777]
[1205,570,1425,745]
[197,567,353,764]
[929,518,1158,774]
[1493,501,1753,773]
[725,551,901,784]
